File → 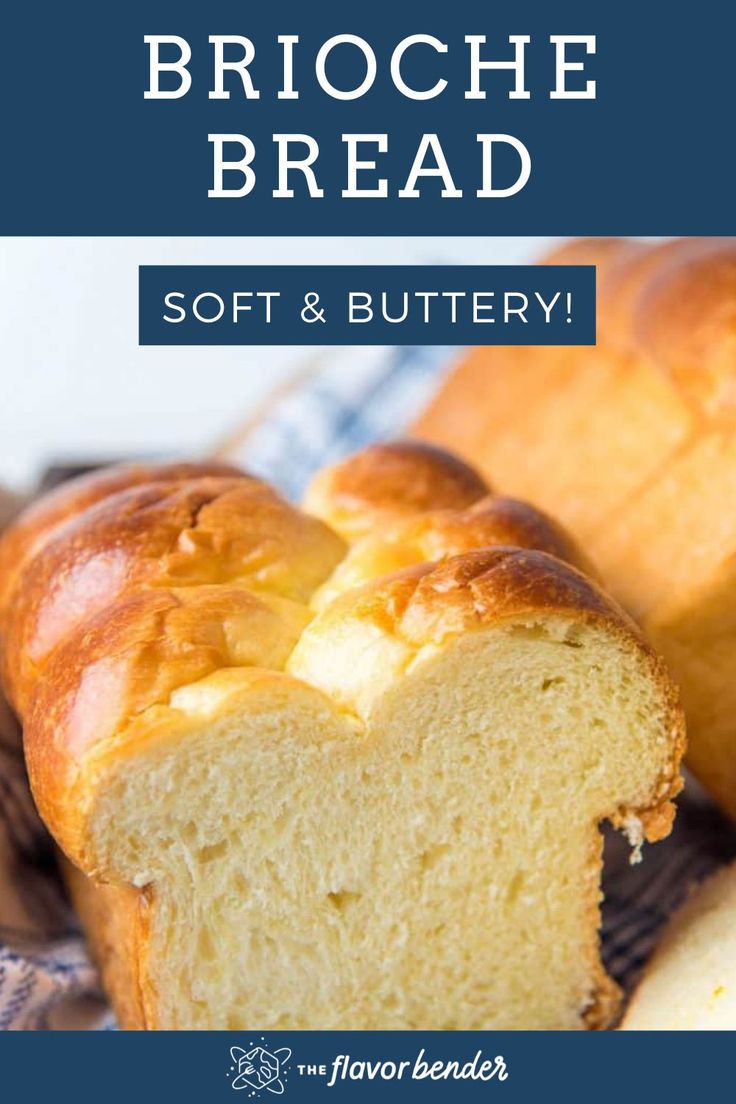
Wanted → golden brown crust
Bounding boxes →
[635,241,736,416]
[296,547,685,846]
[3,476,344,711]
[594,239,704,334]
[304,440,490,538]
[314,547,630,647]
[24,586,309,853]
[417,239,736,471]
[15,447,608,876]
[430,496,596,575]
[0,461,246,620]
[61,857,148,1029]
[0,442,686,1030]
[311,494,597,611]
[0,462,344,877]
[544,238,736,415]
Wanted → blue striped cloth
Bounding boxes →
[1,344,734,1029]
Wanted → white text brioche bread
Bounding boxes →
[415,237,736,821]
[0,445,684,1029]
[622,860,736,1029]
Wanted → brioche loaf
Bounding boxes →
[415,237,736,821]
[0,445,684,1029]
[622,861,736,1029]
[0,460,242,631]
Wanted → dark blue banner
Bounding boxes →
[1,0,735,234]
[0,1029,730,1102]
[138,264,595,345]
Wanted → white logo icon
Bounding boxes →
[229,1041,292,1096]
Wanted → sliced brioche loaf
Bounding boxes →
[0,445,684,1029]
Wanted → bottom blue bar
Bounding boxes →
[0,1029,727,1102]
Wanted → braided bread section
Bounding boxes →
[0,462,345,867]
[0,445,685,1030]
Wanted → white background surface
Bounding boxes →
[0,236,558,491]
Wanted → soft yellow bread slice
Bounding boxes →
[0,446,684,1029]
[622,861,736,1029]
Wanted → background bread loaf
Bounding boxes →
[415,238,736,821]
[0,445,684,1029]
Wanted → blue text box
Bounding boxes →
[138,265,595,345]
